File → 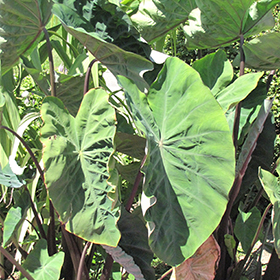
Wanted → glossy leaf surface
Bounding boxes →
[41,89,120,246]
[0,0,52,73]
[118,57,235,265]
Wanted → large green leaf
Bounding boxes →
[118,57,235,266]
[41,88,120,246]
[52,1,153,92]
[22,239,64,280]
[234,32,280,70]
[0,0,52,74]
[130,0,196,42]
[183,0,278,49]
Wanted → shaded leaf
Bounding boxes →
[118,57,235,265]
[234,32,280,70]
[41,88,120,246]
[0,0,52,73]
[259,168,280,257]
[115,132,146,160]
[192,50,233,96]
[224,234,236,260]
[22,239,64,280]
[183,0,277,49]
[170,235,220,280]
[118,207,155,280]
[131,0,196,42]
[234,204,262,253]
[236,98,274,176]
[52,0,153,92]
[103,245,144,280]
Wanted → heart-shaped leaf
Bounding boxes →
[41,88,120,246]
[22,239,64,280]
[118,57,235,265]
[0,0,52,74]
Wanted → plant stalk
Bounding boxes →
[0,246,34,280]
[77,242,91,280]
[84,59,98,95]
[43,28,56,97]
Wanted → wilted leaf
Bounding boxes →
[170,235,220,280]
[41,88,120,246]
[118,57,235,265]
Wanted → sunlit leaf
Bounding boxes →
[131,0,196,42]
[118,57,235,265]
[183,0,277,49]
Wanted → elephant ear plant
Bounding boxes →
[0,0,280,280]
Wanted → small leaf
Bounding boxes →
[234,204,262,253]
[170,235,220,280]
[192,50,233,96]
[21,239,64,280]
[0,164,25,188]
[115,132,146,160]
[216,72,263,112]
[3,207,26,247]
[224,234,236,261]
